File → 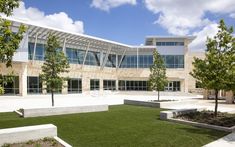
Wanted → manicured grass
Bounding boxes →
[0,105,228,147]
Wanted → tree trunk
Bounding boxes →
[214,90,219,117]
[51,90,54,107]
[158,90,160,101]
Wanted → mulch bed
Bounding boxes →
[2,137,64,147]
[176,111,235,127]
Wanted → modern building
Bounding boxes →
[0,17,204,96]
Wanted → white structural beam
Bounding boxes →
[82,42,90,68]
[101,46,112,70]
[62,38,67,53]
[32,33,39,61]
[118,48,127,68]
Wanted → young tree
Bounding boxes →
[190,20,234,117]
[149,50,168,101]
[0,0,26,94]
[40,34,70,106]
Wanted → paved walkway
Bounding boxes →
[0,91,234,113]
[203,132,235,147]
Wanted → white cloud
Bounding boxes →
[230,13,235,18]
[144,0,235,36]
[91,0,137,11]
[10,2,84,34]
[189,23,219,51]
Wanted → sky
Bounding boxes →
[9,0,235,51]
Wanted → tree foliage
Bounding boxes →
[149,50,168,101]
[40,34,70,106]
[0,0,26,95]
[190,20,235,117]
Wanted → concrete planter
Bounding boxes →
[160,109,235,132]
[20,105,108,118]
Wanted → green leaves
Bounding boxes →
[40,34,70,104]
[149,50,168,100]
[0,0,20,16]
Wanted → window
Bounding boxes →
[90,79,100,90]
[118,80,149,91]
[104,54,116,68]
[103,80,116,90]
[85,51,100,66]
[28,43,45,60]
[165,81,180,91]
[118,55,137,68]
[161,55,184,68]
[138,55,153,68]
[1,76,19,95]
[68,78,82,93]
[156,42,184,46]
[27,76,42,94]
[66,48,85,64]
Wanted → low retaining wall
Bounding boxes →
[160,109,235,132]
[22,105,108,118]
[124,99,160,108]
[0,124,57,146]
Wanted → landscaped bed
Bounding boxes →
[0,105,228,147]
[176,110,235,127]
[2,137,63,147]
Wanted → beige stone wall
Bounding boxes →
[0,51,206,95]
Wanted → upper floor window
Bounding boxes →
[156,42,184,46]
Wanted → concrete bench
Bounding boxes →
[124,99,160,108]
[0,124,57,146]
[160,108,201,120]
[23,105,108,118]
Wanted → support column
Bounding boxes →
[42,83,47,94]
[82,76,90,94]
[226,90,234,104]
[203,89,209,99]
[62,80,68,94]
[100,79,103,93]
[116,79,119,91]
[19,63,27,96]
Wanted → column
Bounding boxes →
[62,80,68,94]
[116,79,119,91]
[203,89,209,99]
[100,78,103,93]
[19,63,27,96]
[225,90,234,104]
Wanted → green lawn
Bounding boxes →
[0,105,227,147]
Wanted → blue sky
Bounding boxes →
[12,0,235,50]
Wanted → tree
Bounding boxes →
[190,20,234,117]
[40,34,70,107]
[0,0,26,94]
[149,50,168,101]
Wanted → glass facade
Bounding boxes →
[104,54,116,68]
[103,80,116,90]
[90,79,100,90]
[68,78,82,93]
[85,51,100,66]
[66,48,85,64]
[1,76,19,95]
[118,80,149,91]
[156,42,184,46]
[28,43,45,60]
[138,55,153,68]
[165,81,180,91]
[118,55,137,68]
[162,55,184,68]
[27,76,42,94]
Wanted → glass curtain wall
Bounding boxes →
[118,55,137,68]
[66,48,85,64]
[104,54,116,68]
[118,80,149,91]
[27,76,42,94]
[68,78,82,93]
[103,80,116,90]
[90,79,100,90]
[1,76,19,95]
[28,43,45,60]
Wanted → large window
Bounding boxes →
[156,42,184,46]
[165,81,180,91]
[90,79,100,90]
[85,51,100,66]
[118,80,149,91]
[161,55,184,68]
[118,55,137,68]
[68,78,82,93]
[1,76,19,95]
[66,48,85,64]
[138,55,153,68]
[28,43,45,60]
[103,80,116,91]
[104,54,116,68]
[27,76,42,94]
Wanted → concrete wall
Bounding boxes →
[0,124,57,146]
[23,105,109,117]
